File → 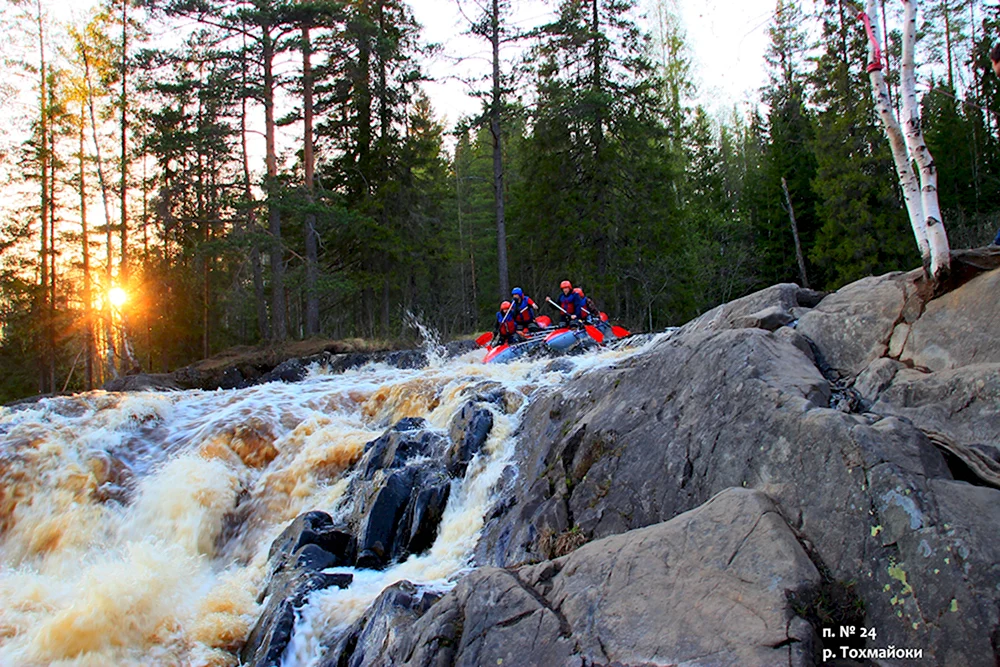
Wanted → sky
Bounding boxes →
[412,0,779,129]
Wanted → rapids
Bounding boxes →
[0,337,654,667]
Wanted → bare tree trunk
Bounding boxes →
[490,0,509,298]
[302,24,320,336]
[48,93,58,391]
[119,0,129,282]
[900,0,950,279]
[781,177,809,288]
[79,107,94,391]
[263,29,286,340]
[35,0,49,394]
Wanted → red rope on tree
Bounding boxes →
[859,11,884,73]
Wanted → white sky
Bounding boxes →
[412,0,778,129]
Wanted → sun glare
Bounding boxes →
[108,287,128,309]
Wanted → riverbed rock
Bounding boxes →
[241,510,355,667]
[318,581,443,667]
[342,419,453,570]
[446,401,495,477]
[337,489,820,667]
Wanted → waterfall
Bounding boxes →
[0,342,648,667]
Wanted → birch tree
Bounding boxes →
[856,0,950,280]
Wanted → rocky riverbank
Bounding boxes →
[239,248,1000,666]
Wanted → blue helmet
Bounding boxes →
[512,287,523,298]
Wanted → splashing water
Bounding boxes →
[0,335,659,667]
[402,311,449,367]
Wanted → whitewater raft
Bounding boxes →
[482,316,629,364]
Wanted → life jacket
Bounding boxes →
[496,311,517,336]
[512,296,537,324]
[558,292,582,316]
[581,296,598,319]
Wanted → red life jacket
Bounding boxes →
[513,297,537,324]
[497,313,517,336]
[558,292,581,315]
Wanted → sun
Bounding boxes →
[108,287,128,309]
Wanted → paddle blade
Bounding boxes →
[585,325,605,344]
[536,315,552,328]
[611,325,630,338]
[475,332,494,347]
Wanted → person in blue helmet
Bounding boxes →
[510,287,540,332]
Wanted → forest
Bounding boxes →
[1,0,999,402]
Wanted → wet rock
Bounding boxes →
[446,401,495,477]
[343,420,454,569]
[102,373,181,392]
[217,366,244,390]
[360,418,446,479]
[258,358,308,384]
[351,489,820,667]
[267,511,356,574]
[241,510,355,667]
[356,466,451,569]
[318,581,442,667]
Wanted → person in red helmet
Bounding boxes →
[555,280,585,326]
[574,287,600,323]
[493,300,520,345]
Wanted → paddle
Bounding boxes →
[546,297,603,344]
[611,325,631,338]
[598,312,630,338]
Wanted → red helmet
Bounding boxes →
[560,280,572,290]
[573,288,584,296]
[501,301,511,310]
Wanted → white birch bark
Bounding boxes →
[900,0,950,279]
[862,0,928,260]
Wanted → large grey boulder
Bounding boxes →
[336,489,820,667]
[795,271,918,378]
[899,267,1000,371]
[684,283,822,334]
[475,323,999,665]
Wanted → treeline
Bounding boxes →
[1,0,999,401]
